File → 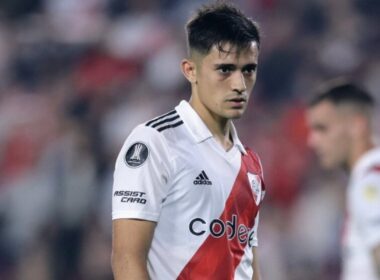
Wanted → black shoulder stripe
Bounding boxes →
[145,110,177,127]
[151,115,180,128]
[157,120,184,132]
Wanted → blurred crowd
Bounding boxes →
[0,0,379,279]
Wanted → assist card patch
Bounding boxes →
[125,142,149,167]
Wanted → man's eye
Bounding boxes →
[218,67,232,74]
[243,66,256,74]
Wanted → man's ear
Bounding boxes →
[181,59,197,84]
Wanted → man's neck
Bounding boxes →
[189,99,234,151]
[201,113,234,151]
[212,121,234,151]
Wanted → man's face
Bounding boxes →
[306,101,352,169]
[192,42,259,120]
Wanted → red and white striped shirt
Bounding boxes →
[342,147,380,280]
[112,100,265,279]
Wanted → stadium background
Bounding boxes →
[0,0,379,279]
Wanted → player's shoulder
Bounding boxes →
[353,158,380,196]
[353,164,380,206]
[245,146,264,173]
[245,147,260,159]
[362,148,380,173]
[144,109,183,132]
[359,155,380,182]
[361,163,380,187]
[353,148,380,180]
[129,109,184,142]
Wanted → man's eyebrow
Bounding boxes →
[213,63,258,68]
[214,63,236,68]
[242,63,257,68]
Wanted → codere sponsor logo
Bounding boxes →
[114,190,147,204]
[189,214,255,246]
[193,170,212,185]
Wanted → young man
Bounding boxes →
[307,80,380,280]
[112,3,265,280]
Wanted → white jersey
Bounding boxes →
[342,147,380,280]
[112,100,265,280]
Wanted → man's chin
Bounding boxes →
[226,109,245,119]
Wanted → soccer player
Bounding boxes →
[112,2,265,280]
[307,80,380,280]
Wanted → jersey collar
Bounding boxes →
[352,146,380,177]
[176,100,247,155]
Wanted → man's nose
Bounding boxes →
[232,72,247,94]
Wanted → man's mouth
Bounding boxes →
[226,97,247,107]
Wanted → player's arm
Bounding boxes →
[249,157,265,280]
[249,211,262,280]
[112,219,155,280]
[252,247,262,280]
[112,125,172,279]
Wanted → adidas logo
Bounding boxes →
[193,170,212,185]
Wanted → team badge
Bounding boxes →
[125,142,149,167]
[247,172,262,205]
[363,185,378,202]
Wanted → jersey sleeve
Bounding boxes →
[355,171,380,248]
[246,149,265,248]
[248,213,260,247]
[257,155,266,202]
[112,124,172,222]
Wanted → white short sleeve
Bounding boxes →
[355,171,380,248]
[112,124,172,222]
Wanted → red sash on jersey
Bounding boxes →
[177,149,265,280]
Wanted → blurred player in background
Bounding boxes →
[307,80,380,280]
[112,2,265,280]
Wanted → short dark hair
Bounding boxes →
[185,2,260,56]
[309,79,375,112]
